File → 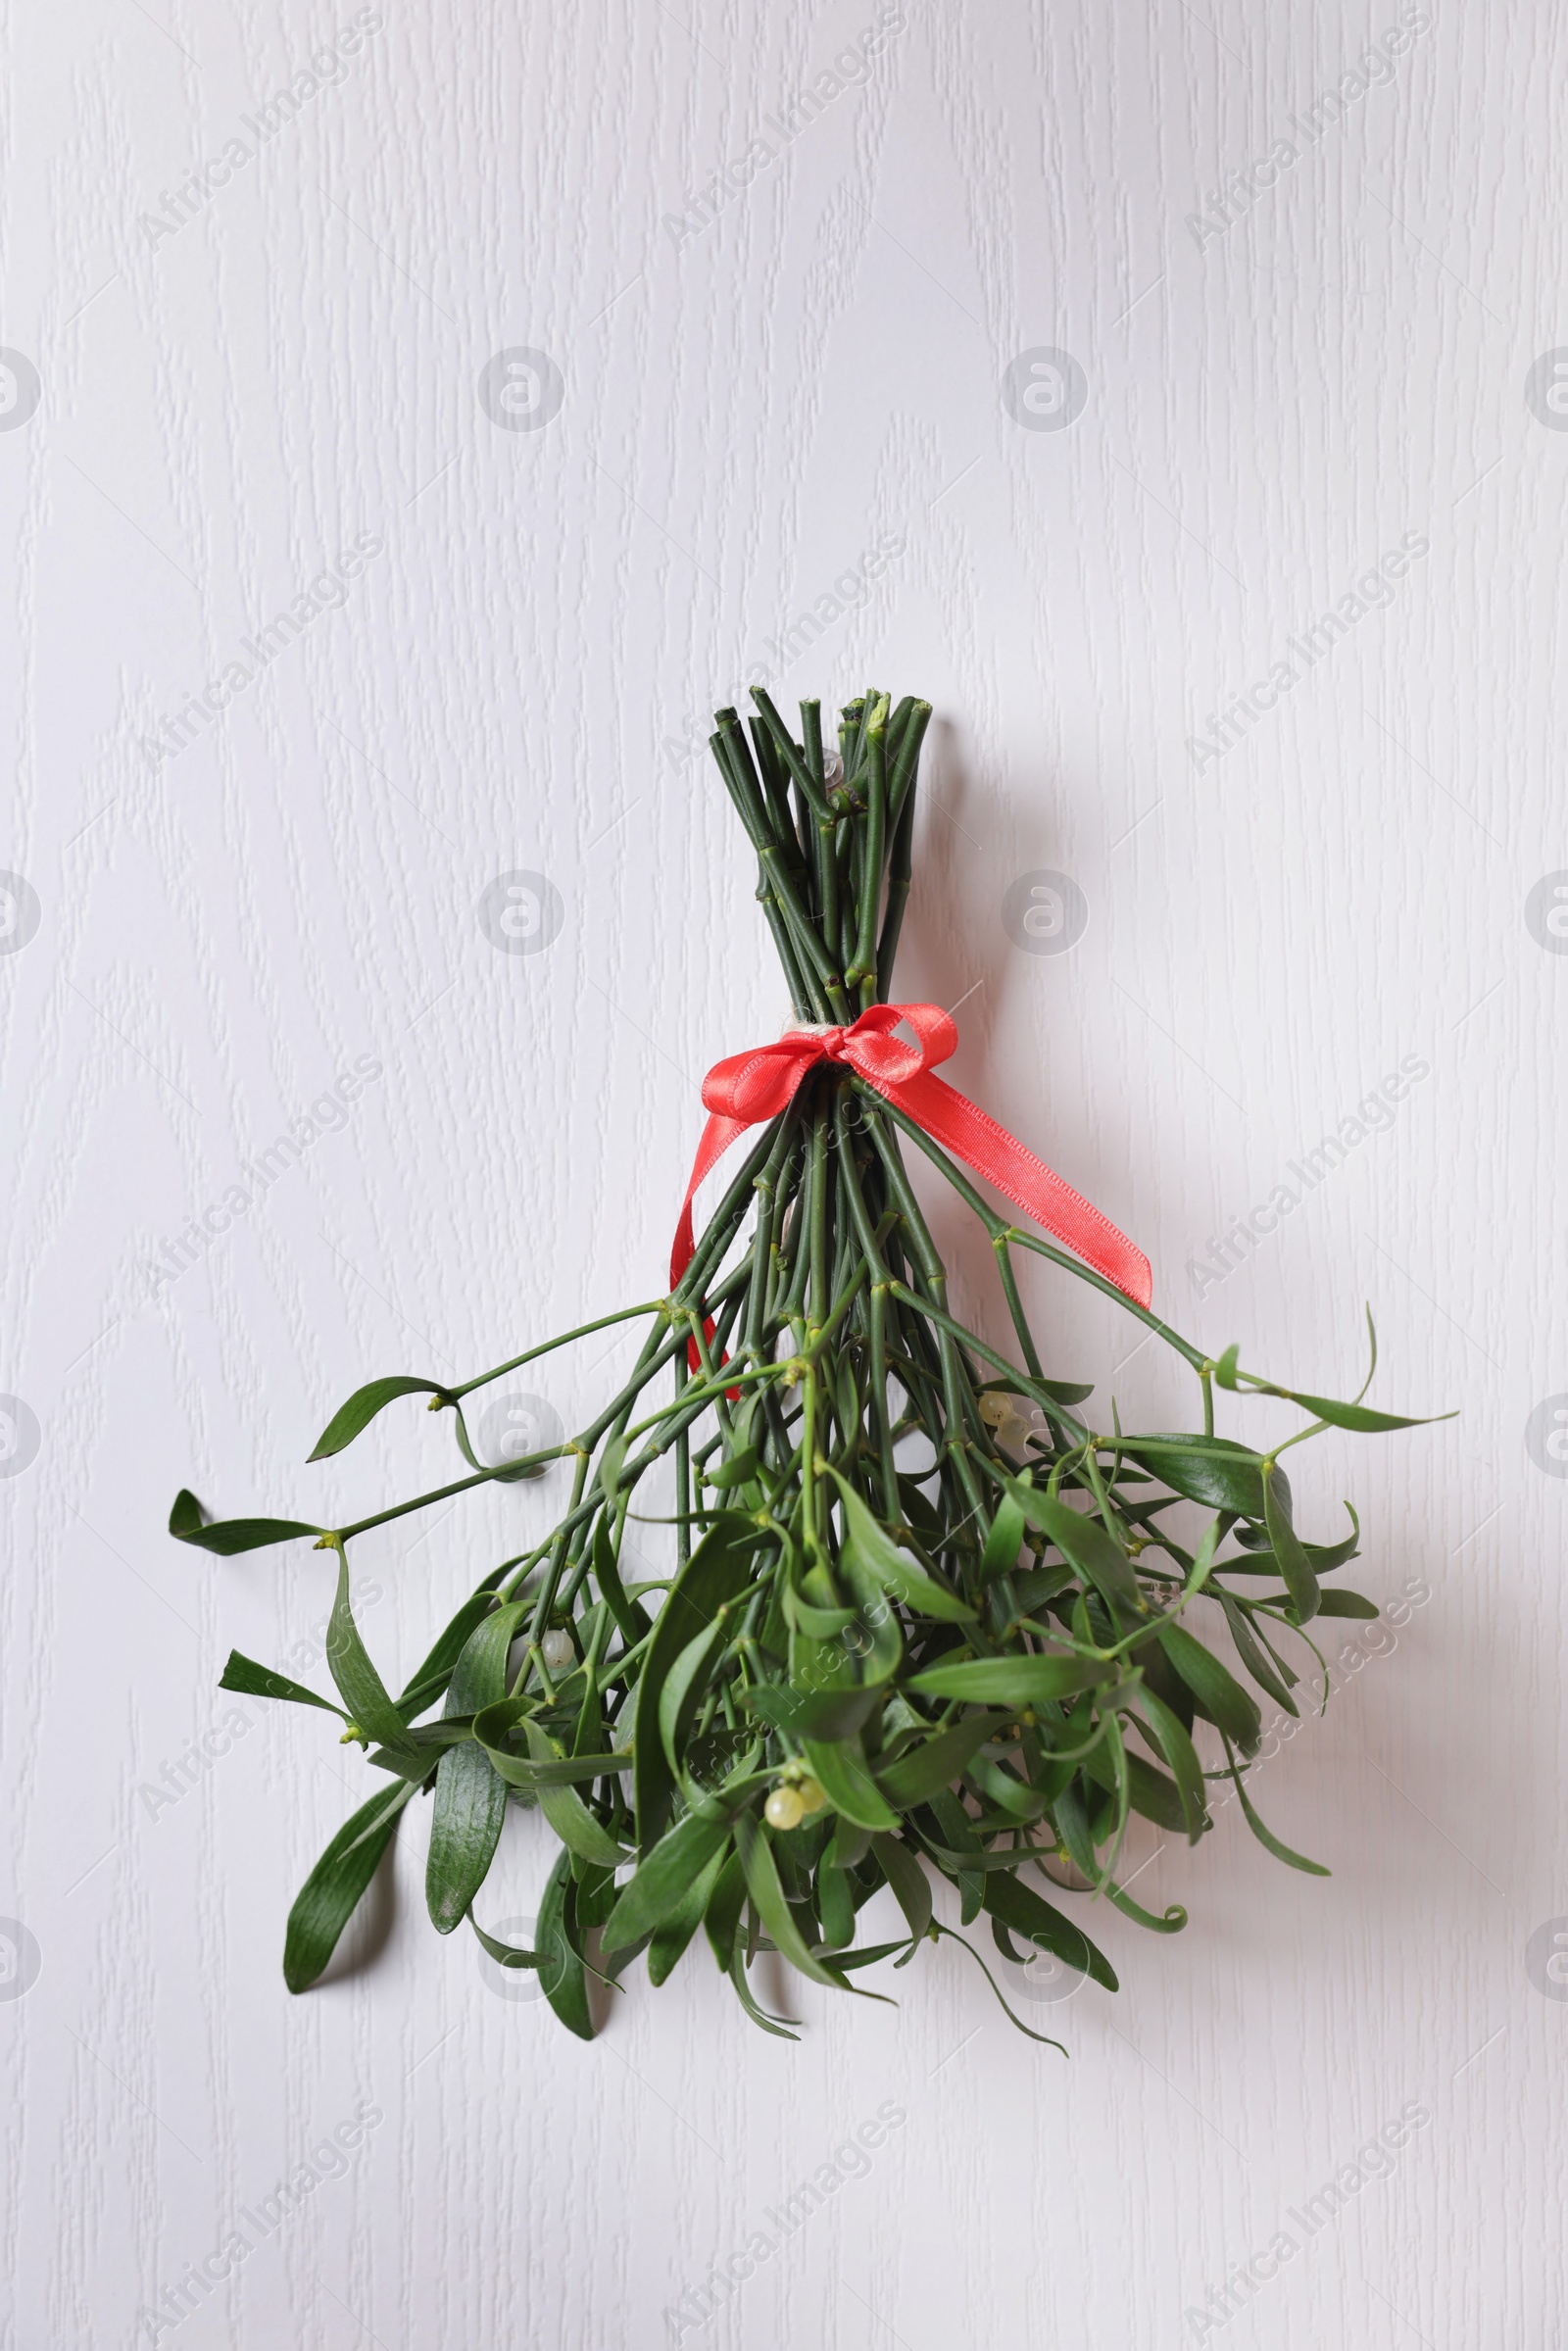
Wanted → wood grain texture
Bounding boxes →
[1,1,1562,2343]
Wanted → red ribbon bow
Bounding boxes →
[670,1002,1151,1312]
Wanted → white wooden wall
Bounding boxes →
[4,1,1564,2342]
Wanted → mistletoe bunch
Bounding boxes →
[171,687,1442,2046]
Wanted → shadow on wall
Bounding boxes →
[895,719,1106,1358]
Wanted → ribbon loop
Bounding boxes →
[671,1003,1152,1314]
[702,1037,821,1124]
[832,1001,956,1089]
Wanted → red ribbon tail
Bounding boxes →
[669,1112,751,1294]
[889,1070,1153,1309]
[671,1111,752,1385]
